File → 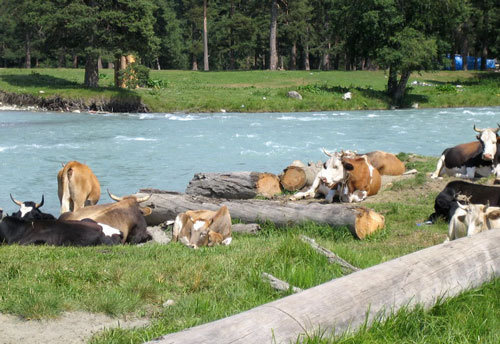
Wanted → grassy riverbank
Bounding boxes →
[0,68,499,112]
[1,155,498,343]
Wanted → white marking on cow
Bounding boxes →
[193,220,206,231]
[179,236,190,246]
[479,130,498,160]
[494,163,500,179]
[368,163,374,178]
[98,223,121,237]
[221,237,232,246]
[20,204,33,218]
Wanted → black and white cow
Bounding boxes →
[9,194,56,220]
[428,180,500,223]
[431,125,500,179]
[0,216,123,246]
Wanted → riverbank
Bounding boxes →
[0,69,498,113]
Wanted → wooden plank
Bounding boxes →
[146,229,500,344]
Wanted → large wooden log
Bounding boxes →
[138,189,384,239]
[279,165,306,191]
[147,229,500,344]
[185,172,282,199]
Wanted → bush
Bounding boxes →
[118,63,150,89]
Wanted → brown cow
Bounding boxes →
[172,205,232,249]
[59,191,152,244]
[343,150,405,175]
[57,161,100,213]
[337,155,382,202]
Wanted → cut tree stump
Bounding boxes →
[138,189,385,239]
[280,165,306,191]
[285,160,323,188]
[146,229,500,344]
[185,172,282,199]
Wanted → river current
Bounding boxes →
[0,106,499,216]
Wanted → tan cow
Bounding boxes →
[172,205,232,249]
[343,150,405,175]
[57,161,101,213]
[59,191,152,244]
[338,155,382,202]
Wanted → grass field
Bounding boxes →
[0,68,499,112]
[1,155,498,343]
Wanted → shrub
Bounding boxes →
[118,63,150,89]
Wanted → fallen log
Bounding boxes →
[299,235,360,272]
[232,223,261,234]
[185,172,282,199]
[138,189,385,239]
[261,272,303,293]
[280,165,306,191]
[147,229,500,344]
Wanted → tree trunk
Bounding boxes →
[72,55,78,68]
[391,70,411,104]
[84,54,99,88]
[480,44,487,71]
[322,43,331,71]
[451,53,456,71]
[203,0,209,71]
[304,26,310,71]
[185,172,282,199]
[147,230,500,344]
[229,1,235,70]
[25,33,31,69]
[269,0,278,70]
[97,56,103,70]
[290,42,297,70]
[280,166,306,192]
[387,66,398,98]
[57,48,66,68]
[192,54,198,71]
[137,190,385,239]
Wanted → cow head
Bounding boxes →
[457,202,500,236]
[319,148,344,188]
[10,194,55,220]
[474,124,499,161]
[107,190,152,216]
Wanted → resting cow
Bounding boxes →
[0,216,122,246]
[59,191,152,244]
[446,203,500,242]
[431,124,500,179]
[172,205,232,249]
[57,161,101,213]
[9,194,56,220]
[343,150,405,175]
[428,180,500,223]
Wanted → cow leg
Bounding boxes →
[290,175,321,200]
[60,194,72,213]
[430,155,445,179]
[325,189,336,203]
[351,190,368,202]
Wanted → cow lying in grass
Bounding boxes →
[446,202,500,242]
[172,205,232,249]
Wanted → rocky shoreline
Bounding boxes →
[0,90,149,113]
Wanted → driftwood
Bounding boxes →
[300,235,360,272]
[186,172,282,199]
[147,229,500,344]
[232,223,261,234]
[261,272,303,293]
[138,189,385,239]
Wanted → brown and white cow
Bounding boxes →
[172,205,232,249]
[431,124,500,179]
[446,202,500,242]
[59,191,152,244]
[349,151,405,176]
[57,161,101,213]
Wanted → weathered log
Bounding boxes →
[232,223,261,234]
[261,272,303,293]
[147,229,500,344]
[288,160,323,187]
[185,172,282,199]
[138,189,385,239]
[299,235,360,272]
[280,165,306,191]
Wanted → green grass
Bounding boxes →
[1,68,498,112]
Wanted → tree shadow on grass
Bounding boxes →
[0,72,82,89]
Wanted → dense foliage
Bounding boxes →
[0,0,498,101]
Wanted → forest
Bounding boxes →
[0,0,498,102]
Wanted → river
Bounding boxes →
[1,106,499,216]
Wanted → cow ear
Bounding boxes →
[476,134,481,140]
[344,163,354,171]
[487,210,500,220]
[457,215,466,222]
[140,207,152,216]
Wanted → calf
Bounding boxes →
[0,216,122,246]
[446,203,500,242]
[431,124,499,179]
[58,161,101,213]
[9,194,56,220]
[172,205,232,249]
[428,180,500,223]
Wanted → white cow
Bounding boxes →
[446,202,500,242]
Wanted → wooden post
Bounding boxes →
[147,230,500,344]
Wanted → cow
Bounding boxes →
[0,216,122,246]
[343,150,405,175]
[59,190,152,244]
[431,124,500,179]
[9,194,56,220]
[428,180,500,223]
[57,161,101,213]
[446,203,500,242]
[172,205,232,249]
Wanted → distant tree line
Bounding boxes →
[0,0,498,102]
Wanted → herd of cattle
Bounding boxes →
[0,124,499,247]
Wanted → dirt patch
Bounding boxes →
[0,311,149,344]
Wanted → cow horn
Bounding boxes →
[473,124,483,133]
[35,195,44,209]
[107,189,123,202]
[10,194,23,206]
[135,193,152,203]
[322,147,333,157]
